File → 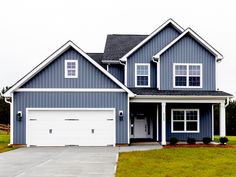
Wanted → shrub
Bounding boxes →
[187,137,196,144]
[203,137,212,144]
[219,137,228,144]
[170,137,178,145]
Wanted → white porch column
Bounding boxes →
[219,101,226,137]
[161,102,166,145]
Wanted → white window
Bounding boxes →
[65,60,78,78]
[171,109,200,133]
[173,63,202,88]
[135,63,150,87]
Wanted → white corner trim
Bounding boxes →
[10,93,13,144]
[153,28,223,61]
[15,88,126,92]
[171,109,200,133]
[120,19,184,62]
[64,60,78,78]
[173,63,202,88]
[4,41,135,97]
[134,63,150,87]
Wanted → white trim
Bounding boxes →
[120,19,184,62]
[212,104,214,140]
[173,63,202,88]
[125,63,127,86]
[215,57,219,90]
[154,28,223,61]
[106,64,109,72]
[10,93,13,144]
[130,98,228,104]
[157,59,160,89]
[26,107,116,147]
[219,101,226,137]
[64,60,78,78]
[3,41,134,97]
[127,96,130,144]
[161,102,166,145]
[171,109,200,133]
[135,63,150,87]
[102,60,121,64]
[156,104,159,141]
[15,88,126,92]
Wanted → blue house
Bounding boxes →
[3,19,233,146]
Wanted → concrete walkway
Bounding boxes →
[0,145,162,177]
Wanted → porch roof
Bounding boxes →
[129,88,233,97]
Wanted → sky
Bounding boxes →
[0,0,236,97]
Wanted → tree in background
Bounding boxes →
[0,87,10,124]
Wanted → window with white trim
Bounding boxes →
[65,60,78,78]
[171,109,199,133]
[135,64,150,87]
[174,64,202,88]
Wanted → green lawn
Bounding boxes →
[214,136,236,145]
[117,147,236,177]
[0,130,15,153]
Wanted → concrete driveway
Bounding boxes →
[0,147,118,177]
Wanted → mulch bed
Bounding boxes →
[164,144,236,148]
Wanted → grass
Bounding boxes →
[0,130,15,153]
[116,147,236,177]
[214,136,236,145]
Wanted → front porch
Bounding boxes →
[129,98,228,145]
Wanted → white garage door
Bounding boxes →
[27,109,115,146]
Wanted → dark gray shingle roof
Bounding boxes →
[102,34,148,61]
[129,88,233,97]
[86,53,106,68]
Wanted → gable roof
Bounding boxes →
[154,28,223,61]
[3,41,135,97]
[102,34,148,63]
[120,19,184,62]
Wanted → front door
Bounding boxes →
[134,115,147,138]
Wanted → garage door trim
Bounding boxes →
[25,108,116,147]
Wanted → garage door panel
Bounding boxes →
[27,109,115,146]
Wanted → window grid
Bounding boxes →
[65,60,78,78]
[172,109,199,133]
[135,64,150,87]
[174,63,202,88]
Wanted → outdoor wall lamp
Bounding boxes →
[119,110,124,121]
[17,111,22,121]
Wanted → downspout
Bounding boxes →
[152,56,160,89]
[119,60,127,86]
[225,97,230,108]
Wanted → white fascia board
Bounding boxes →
[153,28,224,61]
[132,95,231,100]
[102,60,121,64]
[4,41,135,97]
[119,19,184,62]
[15,88,125,92]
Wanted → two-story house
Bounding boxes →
[3,19,233,146]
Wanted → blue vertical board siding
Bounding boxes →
[108,64,124,83]
[127,24,180,88]
[164,103,212,141]
[21,48,119,88]
[160,35,216,90]
[13,92,128,144]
